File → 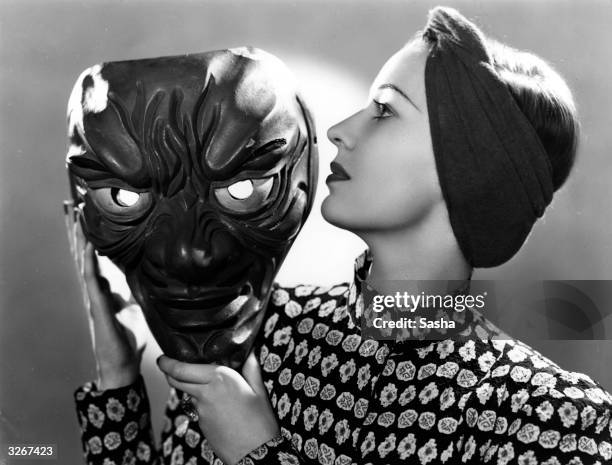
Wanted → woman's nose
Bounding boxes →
[327,122,343,147]
[327,115,355,150]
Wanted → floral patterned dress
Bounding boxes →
[74,251,612,465]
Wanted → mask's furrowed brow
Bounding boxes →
[378,83,422,112]
[68,152,114,180]
[241,138,287,171]
[68,152,147,190]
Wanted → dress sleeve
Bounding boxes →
[74,374,160,464]
[234,433,315,465]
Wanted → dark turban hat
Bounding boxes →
[423,7,554,267]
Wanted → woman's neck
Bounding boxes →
[358,206,472,292]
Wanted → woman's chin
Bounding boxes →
[321,195,341,226]
[321,195,354,230]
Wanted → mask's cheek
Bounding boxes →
[223,183,308,256]
[259,155,313,237]
[262,185,308,238]
[212,179,307,248]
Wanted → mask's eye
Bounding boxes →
[88,187,153,216]
[214,177,275,213]
[113,188,140,207]
[227,180,254,200]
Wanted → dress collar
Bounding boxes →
[346,249,475,346]
[346,249,373,326]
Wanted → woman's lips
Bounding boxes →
[326,161,351,184]
[326,173,347,183]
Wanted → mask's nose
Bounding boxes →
[172,240,214,278]
[143,206,242,287]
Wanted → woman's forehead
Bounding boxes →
[369,41,428,107]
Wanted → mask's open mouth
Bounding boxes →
[151,283,254,330]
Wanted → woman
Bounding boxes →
[73,7,612,465]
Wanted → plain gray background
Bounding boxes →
[1,0,612,463]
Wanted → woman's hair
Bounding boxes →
[486,40,579,191]
[415,6,580,267]
[420,32,579,192]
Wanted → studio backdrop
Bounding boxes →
[1,0,612,463]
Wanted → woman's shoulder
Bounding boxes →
[467,328,612,458]
[271,282,351,301]
[438,312,612,461]
[471,313,611,402]
[266,281,352,321]
[486,336,612,408]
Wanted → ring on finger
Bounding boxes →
[180,392,199,422]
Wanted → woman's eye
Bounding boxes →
[112,188,140,207]
[373,100,393,120]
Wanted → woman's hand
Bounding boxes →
[157,351,280,465]
[67,216,147,390]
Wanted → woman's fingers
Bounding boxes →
[157,355,217,384]
[83,243,111,296]
[82,242,100,282]
[64,202,77,263]
[74,222,89,282]
[163,374,204,399]
[75,227,129,315]
[82,243,122,331]
[116,304,148,353]
[82,242,98,286]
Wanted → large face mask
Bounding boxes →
[65,47,318,369]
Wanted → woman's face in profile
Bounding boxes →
[322,39,444,233]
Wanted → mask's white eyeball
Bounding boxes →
[213,177,274,213]
[113,188,140,207]
[227,180,254,200]
[87,186,152,216]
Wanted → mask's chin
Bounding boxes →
[129,275,268,368]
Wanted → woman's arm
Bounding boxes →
[74,374,160,464]
[68,220,154,463]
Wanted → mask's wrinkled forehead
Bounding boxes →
[66,47,306,188]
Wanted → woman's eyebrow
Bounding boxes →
[378,83,421,113]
